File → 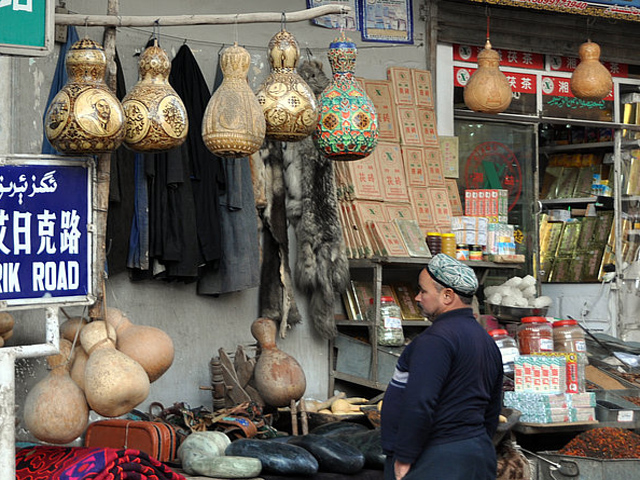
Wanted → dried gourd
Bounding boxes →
[23,339,89,444]
[82,320,150,417]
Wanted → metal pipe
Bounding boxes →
[0,307,60,480]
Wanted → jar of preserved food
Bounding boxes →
[553,319,588,392]
[552,319,587,354]
[368,296,405,347]
[517,316,553,354]
[489,329,519,374]
[469,245,483,261]
[456,244,469,261]
[441,233,456,258]
[426,232,441,255]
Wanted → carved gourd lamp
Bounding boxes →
[313,32,378,161]
[463,39,512,114]
[570,41,612,101]
[44,38,125,154]
[202,43,266,157]
[122,40,188,152]
[256,28,317,142]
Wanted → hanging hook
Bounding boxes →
[83,16,89,38]
[281,12,287,31]
[153,19,160,46]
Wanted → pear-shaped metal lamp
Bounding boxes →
[463,39,512,114]
[256,28,317,142]
[122,40,188,152]
[202,43,266,157]
[570,41,612,101]
[313,33,378,161]
[44,38,125,154]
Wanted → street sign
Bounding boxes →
[0,155,95,310]
[0,0,54,56]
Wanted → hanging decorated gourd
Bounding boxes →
[463,40,512,114]
[44,37,125,154]
[251,317,306,407]
[256,28,317,142]
[570,41,612,101]
[202,43,266,157]
[23,339,89,444]
[313,33,378,161]
[122,40,189,152]
[81,320,150,417]
[105,307,174,383]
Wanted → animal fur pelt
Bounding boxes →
[258,140,302,337]
[283,59,350,339]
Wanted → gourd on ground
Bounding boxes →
[23,339,89,444]
[81,320,150,417]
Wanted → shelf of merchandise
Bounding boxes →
[328,257,524,396]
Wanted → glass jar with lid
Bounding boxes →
[517,317,553,354]
[553,319,588,392]
[489,329,519,374]
[368,296,405,347]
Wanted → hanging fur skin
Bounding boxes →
[259,140,302,337]
[283,59,350,339]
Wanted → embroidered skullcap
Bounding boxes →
[426,253,478,297]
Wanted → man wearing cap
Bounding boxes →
[381,254,503,480]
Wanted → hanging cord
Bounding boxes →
[281,11,287,32]
[234,14,239,45]
[485,6,491,42]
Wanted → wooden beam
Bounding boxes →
[55,5,350,27]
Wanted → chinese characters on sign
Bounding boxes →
[0,158,93,307]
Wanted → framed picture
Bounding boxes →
[361,0,413,44]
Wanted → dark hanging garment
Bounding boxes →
[42,26,79,155]
[197,156,260,294]
[106,51,136,276]
[144,44,225,280]
[169,44,225,265]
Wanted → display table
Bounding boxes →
[174,468,384,480]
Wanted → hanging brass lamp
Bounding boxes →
[570,41,612,101]
[313,32,378,161]
[202,43,266,157]
[463,39,512,114]
[122,40,188,152]
[45,38,125,154]
[256,28,318,142]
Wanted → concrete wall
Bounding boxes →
[4,0,428,441]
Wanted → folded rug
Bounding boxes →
[16,446,185,480]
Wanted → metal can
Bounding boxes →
[456,244,469,261]
[469,245,483,261]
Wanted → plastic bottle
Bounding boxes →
[426,232,442,255]
[517,316,553,354]
[441,233,456,258]
[553,319,588,393]
[489,329,519,374]
[369,296,405,347]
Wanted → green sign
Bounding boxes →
[0,0,53,56]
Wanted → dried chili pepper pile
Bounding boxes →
[558,427,640,459]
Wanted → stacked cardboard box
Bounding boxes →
[335,67,461,259]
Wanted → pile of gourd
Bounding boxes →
[22,307,175,444]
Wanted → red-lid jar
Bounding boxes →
[517,316,553,354]
[489,329,519,373]
[552,319,587,354]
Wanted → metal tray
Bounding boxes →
[485,302,549,322]
[595,390,640,426]
[535,451,640,480]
